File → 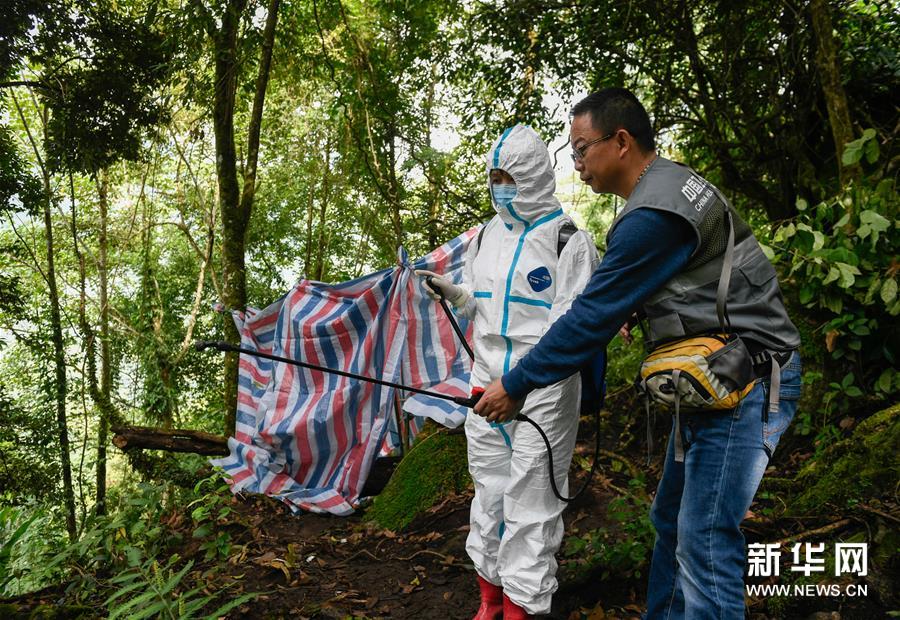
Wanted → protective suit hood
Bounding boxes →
[486,125,562,226]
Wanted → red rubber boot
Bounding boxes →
[502,593,534,620]
[472,575,503,620]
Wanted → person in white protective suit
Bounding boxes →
[417,124,599,619]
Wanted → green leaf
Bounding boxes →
[865,138,880,164]
[836,262,861,288]
[774,223,796,242]
[811,230,825,251]
[823,267,840,285]
[823,294,843,314]
[161,560,194,598]
[125,601,168,620]
[759,243,775,261]
[109,569,142,585]
[861,128,876,140]
[798,285,815,305]
[842,141,862,166]
[845,386,863,397]
[881,279,898,305]
[192,525,211,538]
[864,277,881,304]
[109,588,161,620]
[814,247,858,266]
[850,323,870,336]
[842,373,855,388]
[104,579,146,608]
[125,545,142,567]
[796,198,808,211]
[876,369,895,393]
[205,592,260,619]
[859,210,890,232]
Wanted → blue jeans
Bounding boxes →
[644,352,802,619]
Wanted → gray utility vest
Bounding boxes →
[609,157,800,354]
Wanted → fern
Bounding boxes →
[106,556,258,619]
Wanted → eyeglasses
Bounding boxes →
[570,132,614,162]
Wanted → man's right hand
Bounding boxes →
[414,270,470,308]
[618,312,640,344]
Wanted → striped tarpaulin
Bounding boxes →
[211,227,478,515]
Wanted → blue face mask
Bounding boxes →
[491,183,517,208]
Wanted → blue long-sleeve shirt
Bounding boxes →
[502,208,698,400]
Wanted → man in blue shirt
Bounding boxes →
[473,88,802,618]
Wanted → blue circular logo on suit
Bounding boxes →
[527,266,552,292]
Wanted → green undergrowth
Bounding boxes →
[559,476,654,584]
[366,423,471,531]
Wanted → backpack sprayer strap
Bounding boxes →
[715,208,735,334]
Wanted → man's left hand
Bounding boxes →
[473,379,523,423]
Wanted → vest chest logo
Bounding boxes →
[681,174,715,212]
[527,266,552,292]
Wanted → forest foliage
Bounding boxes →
[0,0,897,615]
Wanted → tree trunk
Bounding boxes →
[387,122,403,252]
[424,67,440,249]
[314,135,330,281]
[95,170,111,515]
[214,0,280,435]
[304,172,315,277]
[809,0,859,190]
[43,176,77,541]
[11,93,77,540]
[112,426,229,456]
[212,0,247,436]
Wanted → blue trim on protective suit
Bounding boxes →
[473,291,493,298]
[492,127,513,169]
[491,127,528,226]
[500,208,563,374]
[508,295,551,309]
[490,421,513,448]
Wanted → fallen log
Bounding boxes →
[112,426,229,456]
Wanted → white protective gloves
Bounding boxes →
[414,269,470,308]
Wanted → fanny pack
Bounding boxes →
[638,208,773,463]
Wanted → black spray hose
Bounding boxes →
[513,412,601,503]
[425,277,601,503]
[425,275,475,360]
[195,340,482,408]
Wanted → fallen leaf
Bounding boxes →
[254,551,277,564]
[825,330,839,352]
